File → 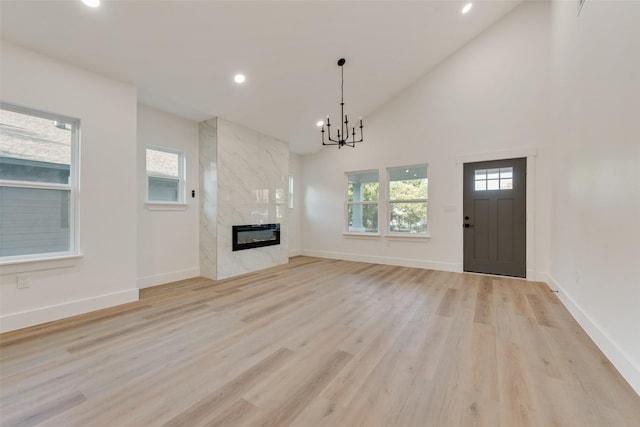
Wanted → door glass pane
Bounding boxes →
[500,167,513,179]
[475,169,486,180]
[475,166,514,191]
[500,178,513,190]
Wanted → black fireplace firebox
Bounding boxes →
[232,223,280,251]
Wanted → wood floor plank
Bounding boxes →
[496,338,546,427]
[436,287,459,317]
[205,398,262,427]
[474,276,494,325]
[1,256,638,426]
[253,349,353,427]
[161,348,294,427]
[1,391,87,427]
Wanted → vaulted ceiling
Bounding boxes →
[1,0,523,154]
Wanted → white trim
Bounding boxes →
[301,249,461,272]
[456,148,537,280]
[0,180,70,190]
[288,249,302,257]
[0,288,138,333]
[137,268,200,289]
[547,274,640,396]
[342,232,381,239]
[457,148,538,164]
[0,254,83,274]
[384,233,431,240]
[144,202,188,211]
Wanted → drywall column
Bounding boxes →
[199,118,218,280]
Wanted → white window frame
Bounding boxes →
[0,102,80,264]
[145,145,186,205]
[345,169,380,235]
[386,164,429,237]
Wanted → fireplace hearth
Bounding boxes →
[232,223,280,251]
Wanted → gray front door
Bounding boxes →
[463,158,526,278]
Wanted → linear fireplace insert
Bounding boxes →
[232,223,280,251]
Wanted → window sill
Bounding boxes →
[342,232,381,239]
[0,254,83,274]
[145,202,188,211]
[384,233,431,240]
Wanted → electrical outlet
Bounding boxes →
[17,275,31,289]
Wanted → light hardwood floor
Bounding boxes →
[1,257,639,426]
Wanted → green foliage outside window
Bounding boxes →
[347,171,379,233]
[388,167,428,233]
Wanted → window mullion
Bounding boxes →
[0,180,71,191]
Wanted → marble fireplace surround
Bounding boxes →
[199,117,289,280]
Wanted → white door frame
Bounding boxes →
[456,148,537,280]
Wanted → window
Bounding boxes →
[0,103,79,260]
[288,174,294,209]
[146,146,185,203]
[387,165,428,234]
[346,170,379,233]
[275,186,285,221]
[474,167,512,191]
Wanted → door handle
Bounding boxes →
[464,223,474,228]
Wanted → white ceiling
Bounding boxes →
[0,0,522,154]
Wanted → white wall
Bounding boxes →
[302,1,552,278]
[137,104,200,288]
[0,41,138,332]
[288,152,303,256]
[549,0,640,394]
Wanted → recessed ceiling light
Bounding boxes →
[316,120,324,127]
[82,0,100,8]
[462,3,473,14]
[234,74,246,84]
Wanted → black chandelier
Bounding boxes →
[321,58,364,149]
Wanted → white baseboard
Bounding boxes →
[289,249,302,258]
[0,288,139,333]
[535,271,554,286]
[301,249,462,272]
[137,267,200,289]
[548,274,640,396]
